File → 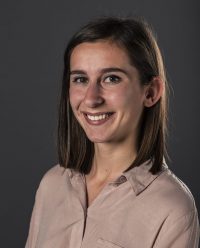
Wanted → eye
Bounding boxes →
[104,75,121,84]
[71,76,88,84]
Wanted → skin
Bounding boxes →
[69,41,163,203]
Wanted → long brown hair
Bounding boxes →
[57,17,169,175]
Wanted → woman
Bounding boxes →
[25,17,199,247]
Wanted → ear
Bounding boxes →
[143,77,164,107]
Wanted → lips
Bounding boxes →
[82,112,114,125]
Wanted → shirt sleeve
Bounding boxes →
[25,182,44,248]
[153,209,200,248]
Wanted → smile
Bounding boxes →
[87,113,108,120]
[83,112,114,125]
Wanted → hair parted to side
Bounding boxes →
[57,16,169,175]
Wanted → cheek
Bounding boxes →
[108,86,138,108]
[113,86,144,120]
[105,85,131,106]
[69,87,83,110]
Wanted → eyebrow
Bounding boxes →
[70,67,130,76]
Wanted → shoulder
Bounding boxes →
[41,163,67,181]
[149,168,200,245]
[42,163,67,179]
[138,166,199,232]
[36,164,72,195]
[153,167,197,218]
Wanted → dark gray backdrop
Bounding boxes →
[1,0,199,247]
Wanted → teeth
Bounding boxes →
[87,114,108,121]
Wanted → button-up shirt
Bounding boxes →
[25,160,199,248]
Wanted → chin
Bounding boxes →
[86,133,110,143]
[87,137,107,143]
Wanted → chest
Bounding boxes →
[85,178,108,207]
[38,177,166,248]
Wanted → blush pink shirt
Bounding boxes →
[25,160,199,248]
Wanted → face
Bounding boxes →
[69,41,147,144]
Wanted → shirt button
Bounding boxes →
[112,175,127,186]
[118,175,127,183]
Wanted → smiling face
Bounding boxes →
[69,41,147,145]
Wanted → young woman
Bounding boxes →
[25,17,199,248]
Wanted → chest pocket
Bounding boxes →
[97,238,124,248]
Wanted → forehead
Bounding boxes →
[70,41,132,69]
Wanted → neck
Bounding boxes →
[87,139,137,182]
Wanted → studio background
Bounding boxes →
[1,0,199,247]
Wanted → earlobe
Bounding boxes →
[144,77,164,107]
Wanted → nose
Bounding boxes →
[83,83,104,108]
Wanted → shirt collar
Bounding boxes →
[122,159,168,195]
[67,159,168,196]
